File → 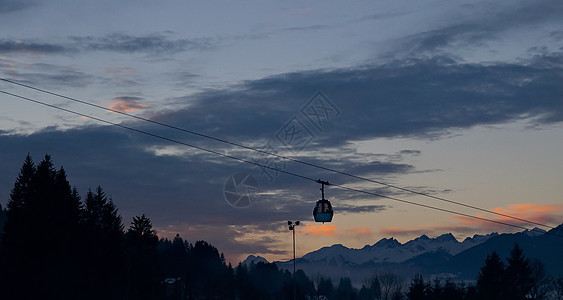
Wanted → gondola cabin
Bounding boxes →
[313,179,334,223]
[313,199,333,223]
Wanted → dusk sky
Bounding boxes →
[1,0,562,264]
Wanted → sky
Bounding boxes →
[1,0,562,264]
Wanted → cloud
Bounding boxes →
[0,39,71,54]
[551,30,563,42]
[3,52,561,227]
[452,203,563,230]
[302,225,374,241]
[3,52,561,199]
[398,150,421,156]
[345,161,414,176]
[108,97,149,113]
[284,25,329,32]
[303,224,336,236]
[400,0,563,53]
[0,56,17,69]
[151,52,563,157]
[70,33,218,55]
[1,62,94,88]
[2,48,563,263]
[382,203,563,239]
[105,66,136,74]
[0,32,220,56]
[337,204,386,214]
[0,0,36,13]
[344,227,372,235]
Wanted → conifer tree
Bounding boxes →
[83,186,126,299]
[1,155,83,299]
[477,251,506,300]
[505,243,533,299]
[8,154,35,209]
[2,154,35,250]
[190,240,231,297]
[84,186,124,236]
[126,214,159,300]
[0,203,6,237]
[235,263,251,298]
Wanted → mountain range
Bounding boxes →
[243,225,563,286]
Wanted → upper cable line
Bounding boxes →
[1,77,561,235]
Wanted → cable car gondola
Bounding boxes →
[313,180,333,223]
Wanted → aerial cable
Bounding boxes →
[330,182,563,237]
[1,78,561,233]
[0,90,316,183]
[2,89,562,238]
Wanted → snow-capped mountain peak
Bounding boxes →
[268,225,561,286]
[435,233,456,242]
[293,232,496,266]
[523,227,546,237]
[373,237,401,248]
[242,255,269,266]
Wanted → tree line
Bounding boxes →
[1,155,562,299]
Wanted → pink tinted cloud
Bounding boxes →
[303,224,336,236]
[382,203,563,238]
[345,227,372,235]
[452,203,563,229]
[303,225,375,239]
[107,97,149,113]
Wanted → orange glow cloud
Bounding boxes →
[380,203,563,238]
[303,224,336,236]
[494,203,558,217]
[107,97,149,113]
[346,227,372,235]
[452,203,563,228]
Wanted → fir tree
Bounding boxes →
[1,155,83,299]
[235,263,251,298]
[8,154,35,210]
[504,243,533,299]
[477,251,506,300]
[1,154,35,250]
[83,186,126,299]
[0,203,6,249]
[125,214,159,300]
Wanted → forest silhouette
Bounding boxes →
[0,154,561,299]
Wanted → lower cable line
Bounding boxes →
[1,77,559,232]
[2,88,561,238]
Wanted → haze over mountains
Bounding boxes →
[243,225,563,286]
